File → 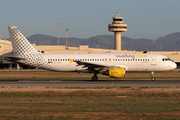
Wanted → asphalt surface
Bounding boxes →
[0,79,180,87]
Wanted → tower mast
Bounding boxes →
[108,12,127,51]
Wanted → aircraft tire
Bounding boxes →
[92,76,98,81]
[151,77,155,81]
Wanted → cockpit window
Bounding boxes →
[162,58,171,61]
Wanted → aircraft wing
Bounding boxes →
[75,60,116,68]
[4,55,27,63]
[69,58,127,71]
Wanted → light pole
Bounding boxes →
[174,42,178,51]
[66,29,68,49]
[94,42,99,49]
[57,22,60,46]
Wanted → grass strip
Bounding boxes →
[0,87,180,119]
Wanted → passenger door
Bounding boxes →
[151,55,157,66]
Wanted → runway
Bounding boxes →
[0,79,180,87]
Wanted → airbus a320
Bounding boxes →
[5,26,177,81]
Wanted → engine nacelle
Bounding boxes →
[102,68,125,78]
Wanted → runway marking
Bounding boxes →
[49,81,62,82]
[18,80,30,82]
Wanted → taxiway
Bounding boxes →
[0,79,180,87]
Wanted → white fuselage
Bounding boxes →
[40,53,177,72]
[7,26,177,81]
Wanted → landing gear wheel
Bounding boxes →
[91,76,98,81]
[151,77,155,81]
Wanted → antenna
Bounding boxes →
[116,12,119,17]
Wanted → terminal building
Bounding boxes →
[0,13,180,69]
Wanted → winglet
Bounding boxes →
[68,58,74,63]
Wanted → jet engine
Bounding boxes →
[102,68,125,78]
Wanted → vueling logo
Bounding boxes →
[116,54,135,59]
[17,36,20,39]
[136,55,147,58]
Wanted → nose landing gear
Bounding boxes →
[151,71,155,81]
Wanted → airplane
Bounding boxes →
[5,26,177,81]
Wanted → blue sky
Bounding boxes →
[0,0,180,40]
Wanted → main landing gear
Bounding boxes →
[91,76,98,81]
[151,71,155,81]
[91,72,99,81]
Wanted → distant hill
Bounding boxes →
[121,37,163,51]
[155,32,180,51]
[8,32,180,51]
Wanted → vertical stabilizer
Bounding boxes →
[8,26,37,55]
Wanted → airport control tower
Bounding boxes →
[108,12,127,51]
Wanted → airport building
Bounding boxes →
[0,13,180,69]
[1,38,180,69]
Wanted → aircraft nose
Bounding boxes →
[173,62,177,69]
[171,62,177,69]
[167,62,177,71]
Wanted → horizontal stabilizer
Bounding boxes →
[4,55,27,63]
